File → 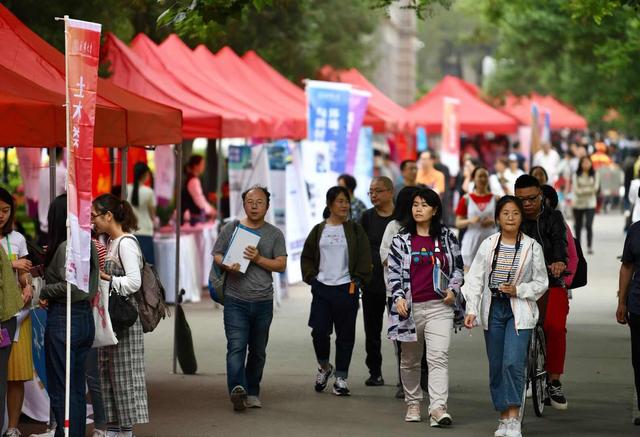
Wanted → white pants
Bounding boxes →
[400,300,453,414]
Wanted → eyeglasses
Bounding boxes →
[517,193,540,204]
[367,189,390,197]
[90,211,107,220]
[245,200,266,207]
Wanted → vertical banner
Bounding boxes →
[541,109,551,144]
[286,143,313,284]
[416,127,428,153]
[301,140,335,221]
[305,80,351,174]
[65,18,101,292]
[353,127,374,206]
[153,145,175,205]
[345,90,370,175]
[16,148,42,218]
[441,97,461,177]
[518,126,532,171]
[227,145,274,223]
[267,143,288,234]
[530,103,541,161]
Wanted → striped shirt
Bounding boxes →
[489,243,521,288]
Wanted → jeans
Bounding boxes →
[308,281,359,379]
[0,317,16,433]
[400,300,453,414]
[45,301,95,437]
[223,296,273,396]
[86,348,105,428]
[573,208,595,249]
[362,290,386,378]
[629,312,640,410]
[484,298,532,412]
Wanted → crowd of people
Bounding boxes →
[0,139,639,436]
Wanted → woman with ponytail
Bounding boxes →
[91,194,148,437]
[181,155,216,225]
[127,162,156,264]
[301,186,371,397]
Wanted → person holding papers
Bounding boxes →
[301,186,372,397]
[387,187,464,427]
[212,186,287,412]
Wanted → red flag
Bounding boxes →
[441,97,461,176]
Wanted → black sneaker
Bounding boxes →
[634,416,640,426]
[333,377,351,396]
[314,364,334,392]
[365,375,384,386]
[395,384,404,399]
[230,385,247,411]
[548,380,568,410]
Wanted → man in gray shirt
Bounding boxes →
[213,186,287,411]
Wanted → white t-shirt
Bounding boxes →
[127,184,156,236]
[317,224,351,286]
[533,149,561,183]
[0,231,29,263]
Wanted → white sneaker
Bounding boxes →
[404,403,421,422]
[28,431,54,437]
[5,428,22,437]
[92,430,108,437]
[505,417,522,437]
[332,377,351,396]
[246,395,262,408]
[494,419,509,437]
[429,409,452,427]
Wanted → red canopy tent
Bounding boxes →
[242,50,307,108]
[201,44,306,138]
[130,33,285,138]
[408,75,519,135]
[318,66,415,134]
[502,93,588,130]
[0,4,181,147]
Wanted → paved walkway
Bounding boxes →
[23,213,636,436]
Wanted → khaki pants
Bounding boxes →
[400,300,453,414]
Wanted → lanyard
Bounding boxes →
[5,235,12,259]
[489,233,521,285]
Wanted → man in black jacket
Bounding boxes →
[515,175,570,410]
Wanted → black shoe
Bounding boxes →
[634,416,640,426]
[420,370,428,392]
[548,380,568,410]
[365,375,384,386]
[314,364,334,392]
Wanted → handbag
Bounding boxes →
[108,290,138,336]
[92,279,118,348]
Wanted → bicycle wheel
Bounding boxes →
[531,326,547,417]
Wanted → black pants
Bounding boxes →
[629,312,640,410]
[309,281,359,379]
[363,290,386,377]
[573,208,595,249]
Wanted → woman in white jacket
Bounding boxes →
[462,196,548,437]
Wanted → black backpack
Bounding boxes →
[569,237,587,289]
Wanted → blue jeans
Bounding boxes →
[45,301,95,437]
[484,298,532,412]
[86,348,105,428]
[223,296,273,396]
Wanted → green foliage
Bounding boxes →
[482,0,640,135]
[169,0,382,82]
[369,0,453,18]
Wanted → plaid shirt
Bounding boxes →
[350,197,368,222]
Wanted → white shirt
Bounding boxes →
[503,168,524,194]
[38,162,67,233]
[127,184,156,236]
[630,179,640,224]
[317,224,351,286]
[107,235,143,296]
[533,149,561,183]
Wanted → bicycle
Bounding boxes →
[521,321,548,419]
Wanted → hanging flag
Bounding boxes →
[441,97,461,177]
[345,89,370,175]
[530,103,541,162]
[305,80,351,174]
[65,18,102,292]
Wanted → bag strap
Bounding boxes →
[117,235,145,271]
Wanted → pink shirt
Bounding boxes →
[187,177,214,215]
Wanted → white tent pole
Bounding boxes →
[172,143,182,373]
[121,146,128,200]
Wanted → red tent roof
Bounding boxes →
[242,50,306,105]
[408,76,519,135]
[138,33,286,138]
[0,4,181,147]
[502,93,588,130]
[318,66,414,134]
[211,45,306,138]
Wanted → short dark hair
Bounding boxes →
[514,174,541,191]
[338,174,357,192]
[241,185,271,206]
[400,159,416,171]
[400,188,443,237]
[0,188,15,237]
[494,195,525,223]
[93,193,138,233]
[323,186,351,219]
[372,176,393,190]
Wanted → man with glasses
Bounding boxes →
[213,185,288,411]
[514,175,570,410]
[359,177,395,386]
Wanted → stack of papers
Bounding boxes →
[222,224,261,273]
